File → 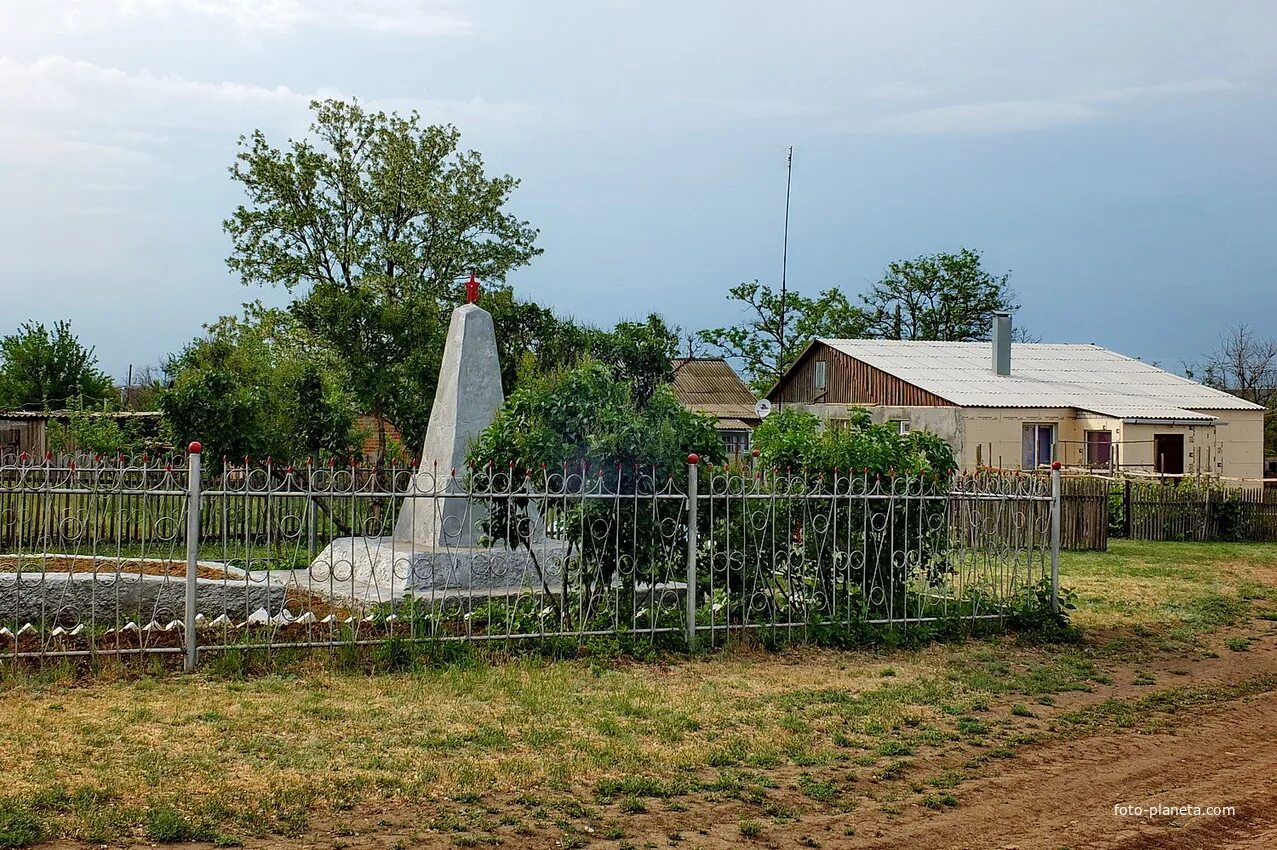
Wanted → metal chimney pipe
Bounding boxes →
[992,312,1012,376]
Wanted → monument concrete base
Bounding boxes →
[309,537,571,603]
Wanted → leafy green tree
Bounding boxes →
[224,98,541,455]
[47,405,144,457]
[0,321,114,410]
[698,282,869,394]
[159,308,358,465]
[750,407,956,477]
[468,362,723,604]
[709,407,957,621]
[589,314,680,406]
[862,248,1018,341]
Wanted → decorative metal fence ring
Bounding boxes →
[868,510,891,534]
[360,514,385,538]
[539,551,567,579]
[55,513,86,543]
[153,515,180,543]
[809,512,832,535]
[658,514,687,546]
[329,468,355,493]
[747,508,772,533]
[277,513,305,540]
[314,556,355,584]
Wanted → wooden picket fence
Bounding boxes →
[1060,477,1109,551]
[1116,478,1277,543]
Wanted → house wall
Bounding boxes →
[1118,409,1264,480]
[960,408,1081,471]
[867,405,964,445]
[766,396,1266,479]
[1116,422,1213,474]
[0,418,47,457]
[770,344,950,406]
[1212,409,1267,480]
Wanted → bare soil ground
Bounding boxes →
[0,555,227,580]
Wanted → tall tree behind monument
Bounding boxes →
[223,98,541,455]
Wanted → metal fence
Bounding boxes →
[0,448,1061,664]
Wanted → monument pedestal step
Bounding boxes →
[309,537,571,603]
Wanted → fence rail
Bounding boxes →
[1,451,1062,663]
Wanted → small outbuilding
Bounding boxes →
[766,315,1266,479]
[671,357,759,456]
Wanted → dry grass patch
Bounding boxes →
[1060,540,1277,633]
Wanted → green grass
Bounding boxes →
[1060,540,1277,637]
[0,540,1273,845]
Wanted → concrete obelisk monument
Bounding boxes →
[311,274,564,603]
[393,273,503,546]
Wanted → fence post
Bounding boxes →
[685,454,699,650]
[1050,462,1061,614]
[1123,478,1133,538]
[184,441,203,672]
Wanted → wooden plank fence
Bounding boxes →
[0,485,397,554]
[1060,477,1109,551]
[1118,479,1277,543]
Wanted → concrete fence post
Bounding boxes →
[685,454,699,650]
[1050,462,1062,614]
[184,442,203,672]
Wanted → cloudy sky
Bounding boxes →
[1,1,1275,380]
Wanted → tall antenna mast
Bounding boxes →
[778,146,794,371]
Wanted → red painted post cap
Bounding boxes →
[687,453,700,465]
[1051,460,1061,470]
[189,441,203,454]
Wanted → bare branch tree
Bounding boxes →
[1203,323,1277,408]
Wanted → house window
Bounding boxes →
[813,360,827,391]
[720,429,750,457]
[1022,423,1055,468]
[1085,430,1112,466]
[894,420,911,435]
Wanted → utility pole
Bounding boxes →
[778,146,794,375]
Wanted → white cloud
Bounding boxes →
[47,0,471,36]
[863,78,1238,135]
[0,54,549,224]
[868,99,1100,135]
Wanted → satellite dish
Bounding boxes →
[754,398,772,419]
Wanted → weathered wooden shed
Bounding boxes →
[670,358,760,456]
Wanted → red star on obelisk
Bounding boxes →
[465,271,479,304]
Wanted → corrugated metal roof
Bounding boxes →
[819,340,1263,423]
[671,358,759,422]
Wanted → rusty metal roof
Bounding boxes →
[671,358,759,423]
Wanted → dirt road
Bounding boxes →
[846,692,1277,850]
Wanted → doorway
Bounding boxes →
[1153,434,1185,475]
